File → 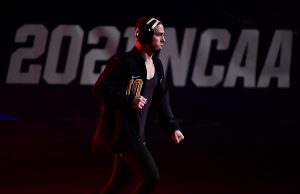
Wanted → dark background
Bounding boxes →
[1,0,300,193]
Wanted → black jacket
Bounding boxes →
[92,46,180,153]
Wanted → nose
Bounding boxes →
[162,35,166,42]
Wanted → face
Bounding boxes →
[150,24,166,51]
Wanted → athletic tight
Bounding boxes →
[100,139,160,194]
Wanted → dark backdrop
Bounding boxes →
[1,1,299,194]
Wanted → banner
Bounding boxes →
[1,0,299,122]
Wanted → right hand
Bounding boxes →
[131,96,147,109]
[172,130,185,144]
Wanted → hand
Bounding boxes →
[131,96,147,109]
[172,130,184,144]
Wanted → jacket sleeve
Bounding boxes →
[92,55,134,110]
[155,80,181,134]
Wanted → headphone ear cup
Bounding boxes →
[137,17,159,44]
[138,26,149,44]
[138,25,154,44]
[137,30,144,44]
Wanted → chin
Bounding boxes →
[153,49,161,55]
[151,46,160,51]
[156,46,163,50]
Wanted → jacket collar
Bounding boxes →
[131,46,164,79]
[131,46,160,63]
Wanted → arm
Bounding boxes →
[155,84,184,144]
[92,55,134,110]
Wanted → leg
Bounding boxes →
[122,141,160,194]
[100,154,132,194]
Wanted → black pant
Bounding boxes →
[100,140,160,194]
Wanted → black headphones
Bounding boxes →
[136,18,161,44]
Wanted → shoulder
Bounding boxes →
[152,53,163,68]
[152,53,164,75]
[105,48,140,73]
[123,48,140,63]
[105,52,129,71]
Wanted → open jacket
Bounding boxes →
[92,46,180,153]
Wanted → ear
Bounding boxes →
[135,28,140,37]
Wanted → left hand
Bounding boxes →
[172,130,184,144]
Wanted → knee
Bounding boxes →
[151,173,160,183]
[143,172,160,186]
[135,173,160,194]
